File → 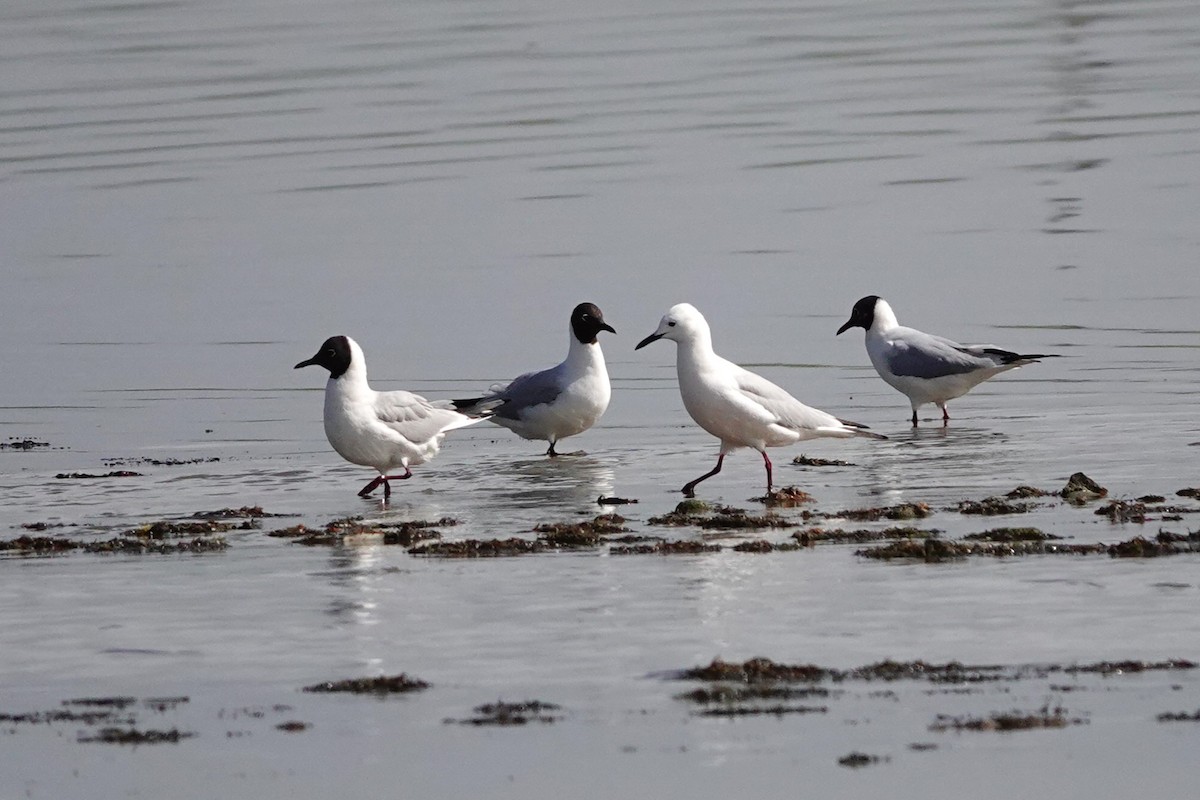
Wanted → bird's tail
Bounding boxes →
[446,395,504,418]
[981,348,1060,366]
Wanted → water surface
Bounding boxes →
[2,1,1199,797]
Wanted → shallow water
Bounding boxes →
[2,0,1200,797]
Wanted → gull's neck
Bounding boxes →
[675,326,716,371]
[871,299,900,333]
[565,328,606,375]
[329,345,372,400]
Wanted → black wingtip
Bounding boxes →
[983,348,1061,365]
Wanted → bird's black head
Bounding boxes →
[295,335,352,379]
[837,296,880,335]
[570,302,616,344]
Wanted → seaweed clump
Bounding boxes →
[819,503,932,522]
[671,657,1195,688]
[649,499,712,523]
[1095,500,1147,523]
[55,471,142,480]
[699,508,793,530]
[267,517,452,547]
[88,520,232,553]
[534,514,629,547]
[303,674,429,695]
[1,438,51,450]
[83,536,228,554]
[78,727,193,745]
[1157,710,1200,722]
[962,528,1058,542]
[857,539,973,562]
[447,700,561,726]
[675,659,834,717]
[676,685,831,704]
[409,538,543,557]
[2,696,193,743]
[1063,659,1196,676]
[680,657,834,684]
[104,456,220,467]
[1006,485,1053,498]
[954,497,1034,515]
[192,506,287,519]
[1107,536,1193,558]
[380,523,447,547]
[857,538,1107,561]
[610,540,721,555]
[838,752,888,768]
[649,501,792,530]
[732,539,802,553]
[930,704,1085,732]
[0,536,81,554]
[694,703,827,718]
[792,526,939,546]
[792,455,854,467]
[128,519,252,538]
[753,486,815,507]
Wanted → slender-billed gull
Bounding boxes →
[636,303,884,496]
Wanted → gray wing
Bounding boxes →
[732,365,844,431]
[375,390,477,444]
[489,365,565,421]
[886,330,986,379]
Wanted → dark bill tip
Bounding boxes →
[600,322,616,335]
[635,332,663,350]
[835,320,854,336]
[294,358,316,369]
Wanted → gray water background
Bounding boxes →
[1,0,1199,797]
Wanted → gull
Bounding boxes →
[635,303,885,496]
[295,335,493,498]
[836,295,1058,426]
[453,302,615,456]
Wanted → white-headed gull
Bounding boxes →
[453,302,615,456]
[836,295,1058,426]
[295,335,494,498]
[636,303,885,496]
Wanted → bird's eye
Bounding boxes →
[667,321,676,327]
[326,349,335,356]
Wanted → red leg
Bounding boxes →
[358,476,384,497]
[760,450,773,492]
[682,453,725,497]
[546,442,559,457]
[911,409,919,427]
[380,466,412,499]
[940,403,950,423]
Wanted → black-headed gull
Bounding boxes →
[636,303,885,497]
[836,295,1058,426]
[453,302,615,456]
[295,335,493,498]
